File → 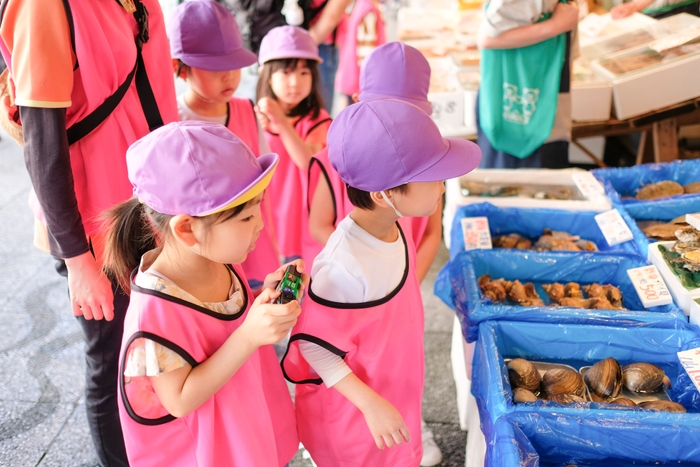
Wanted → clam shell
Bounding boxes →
[584,358,623,400]
[548,393,586,404]
[609,397,637,407]
[542,368,586,398]
[638,400,686,413]
[507,359,541,393]
[622,362,671,393]
[512,387,538,404]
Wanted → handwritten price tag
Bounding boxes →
[572,172,606,199]
[678,347,700,395]
[461,217,492,251]
[627,265,674,308]
[686,213,700,230]
[595,209,634,246]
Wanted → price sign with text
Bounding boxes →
[595,209,634,246]
[572,172,606,200]
[678,347,700,395]
[461,217,492,250]
[627,265,674,308]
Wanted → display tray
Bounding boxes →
[434,249,686,342]
[473,320,700,466]
[648,241,700,315]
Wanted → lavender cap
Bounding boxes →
[258,26,323,65]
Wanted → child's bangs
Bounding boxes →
[269,58,312,73]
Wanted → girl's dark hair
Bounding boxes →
[102,198,249,294]
[346,184,409,211]
[175,59,190,78]
[256,58,325,119]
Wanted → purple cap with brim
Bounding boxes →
[328,99,481,192]
[359,42,433,115]
[258,26,323,65]
[168,0,257,71]
[127,121,278,216]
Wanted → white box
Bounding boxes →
[689,297,700,325]
[429,91,466,131]
[647,241,700,316]
[572,80,613,122]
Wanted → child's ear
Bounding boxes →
[169,215,198,247]
[370,190,390,209]
[173,59,188,80]
[351,93,359,103]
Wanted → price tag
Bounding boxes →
[627,265,674,308]
[677,347,700,394]
[686,213,700,230]
[572,172,606,199]
[461,217,492,251]
[595,209,634,246]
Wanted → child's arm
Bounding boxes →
[308,0,354,44]
[309,176,337,245]
[150,288,301,418]
[414,199,443,285]
[477,1,578,50]
[333,373,411,449]
[610,0,655,18]
[256,98,330,170]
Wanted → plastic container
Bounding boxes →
[434,249,687,342]
[648,241,700,315]
[473,320,700,466]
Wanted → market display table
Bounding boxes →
[572,95,700,166]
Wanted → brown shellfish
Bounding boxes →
[638,400,686,413]
[542,368,587,399]
[635,181,684,200]
[512,387,539,404]
[622,362,672,393]
[507,358,541,393]
[584,358,623,400]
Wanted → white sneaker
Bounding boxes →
[420,420,443,466]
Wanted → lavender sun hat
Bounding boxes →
[258,26,323,65]
[168,0,257,71]
[359,42,433,115]
[127,121,278,216]
[328,99,481,192]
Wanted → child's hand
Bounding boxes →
[257,97,286,129]
[241,287,302,348]
[262,259,310,300]
[552,1,579,33]
[362,397,411,449]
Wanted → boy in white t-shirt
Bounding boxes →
[281,99,481,466]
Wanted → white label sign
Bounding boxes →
[678,347,700,395]
[595,209,634,246]
[627,265,674,308]
[572,172,606,200]
[461,217,492,250]
[686,213,700,230]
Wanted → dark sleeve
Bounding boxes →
[19,106,89,259]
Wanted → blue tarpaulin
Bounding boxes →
[447,203,644,260]
[474,320,700,466]
[434,249,687,342]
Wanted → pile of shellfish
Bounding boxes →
[493,228,598,252]
[508,358,685,413]
[634,180,700,200]
[478,275,626,310]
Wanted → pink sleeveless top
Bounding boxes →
[335,0,386,96]
[226,97,280,285]
[282,220,424,467]
[1,0,178,263]
[264,110,331,260]
[118,264,298,466]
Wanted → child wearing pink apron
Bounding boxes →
[283,100,481,466]
[104,121,304,466]
[256,26,331,262]
[168,0,280,288]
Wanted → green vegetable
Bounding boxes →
[658,244,700,290]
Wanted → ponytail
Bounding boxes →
[102,198,160,294]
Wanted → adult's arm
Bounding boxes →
[308,0,353,44]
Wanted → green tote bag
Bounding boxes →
[479,9,566,158]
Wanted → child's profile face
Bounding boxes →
[186,67,242,104]
[392,181,445,218]
[269,60,313,109]
[193,194,265,265]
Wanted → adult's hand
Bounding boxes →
[64,252,115,321]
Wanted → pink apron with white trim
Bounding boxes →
[282,219,424,467]
[226,97,281,284]
[264,110,331,260]
[6,0,178,263]
[334,0,386,97]
[118,265,298,467]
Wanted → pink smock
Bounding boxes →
[226,97,281,285]
[264,110,331,260]
[118,264,299,466]
[1,0,178,263]
[282,220,424,467]
[334,0,386,97]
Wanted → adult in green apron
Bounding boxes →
[612,0,699,19]
[476,0,578,168]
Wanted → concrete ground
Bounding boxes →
[0,128,467,466]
